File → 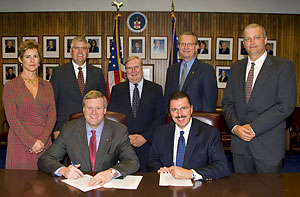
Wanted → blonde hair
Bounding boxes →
[243,23,267,39]
[18,40,41,61]
[82,90,108,108]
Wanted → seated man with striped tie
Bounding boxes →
[148,91,230,181]
[38,90,139,186]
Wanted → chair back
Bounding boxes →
[69,111,127,125]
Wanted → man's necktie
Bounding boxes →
[176,131,185,167]
[180,62,187,90]
[132,84,140,118]
[78,67,84,95]
[245,62,255,104]
[89,130,96,172]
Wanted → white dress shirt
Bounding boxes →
[72,60,87,83]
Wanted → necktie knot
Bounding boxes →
[180,130,184,137]
[78,67,82,71]
[91,130,96,135]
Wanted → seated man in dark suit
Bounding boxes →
[108,56,164,172]
[148,91,230,180]
[38,90,139,186]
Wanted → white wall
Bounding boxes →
[1,0,300,14]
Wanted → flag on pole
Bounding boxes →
[169,11,178,66]
[106,13,124,100]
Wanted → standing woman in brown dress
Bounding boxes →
[3,41,56,170]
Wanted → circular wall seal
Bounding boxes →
[127,12,148,33]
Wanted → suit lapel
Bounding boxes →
[182,60,199,91]
[68,62,83,97]
[183,119,199,167]
[166,124,176,166]
[248,55,272,104]
[237,59,248,104]
[76,118,91,169]
[124,81,135,118]
[137,80,151,116]
[94,119,112,171]
[173,63,181,91]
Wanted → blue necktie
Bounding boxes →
[176,131,185,167]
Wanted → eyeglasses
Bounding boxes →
[126,65,141,72]
[170,106,190,113]
[72,46,88,51]
[178,43,196,47]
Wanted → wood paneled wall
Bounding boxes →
[1,11,300,127]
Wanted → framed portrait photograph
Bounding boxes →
[85,36,101,59]
[2,37,18,58]
[43,36,59,58]
[216,38,233,60]
[93,64,102,69]
[216,66,230,89]
[106,36,124,59]
[22,36,38,43]
[3,64,18,85]
[64,36,76,58]
[197,37,212,60]
[142,64,154,82]
[150,37,168,59]
[129,36,146,59]
[43,64,59,81]
[238,38,248,60]
[266,40,276,56]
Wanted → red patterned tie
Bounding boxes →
[245,62,255,104]
[89,130,96,172]
[78,67,84,95]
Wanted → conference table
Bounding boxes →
[0,170,299,196]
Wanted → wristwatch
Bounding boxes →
[109,168,118,178]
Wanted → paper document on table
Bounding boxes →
[103,175,143,190]
[159,173,193,186]
[61,174,100,192]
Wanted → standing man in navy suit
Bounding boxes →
[50,36,107,139]
[164,32,217,113]
[108,56,164,172]
[148,91,229,180]
[222,23,296,173]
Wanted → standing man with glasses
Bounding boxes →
[108,56,164,172]
[148,91,229,180]
[50,36,107,139]
[222,23,296,173]
[164,32,217,113]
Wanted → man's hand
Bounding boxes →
[233,124,255,141]
[89,170,114,187]
[58,164,83,179]
[158,166,193,180]
[30,140,45,154]
[129,134,147,147]
[169,166,193,179]
[53,131,60,140]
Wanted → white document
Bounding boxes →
[159,173,193,187]
[103,175,143,190]
[61,174,100,192]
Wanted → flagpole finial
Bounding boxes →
[111,1,123,12]
[171,0,175,12]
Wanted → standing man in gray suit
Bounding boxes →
[222,23,296,173]
[164,32,217,113]
[38,90,139,186]
[50,36,107,139]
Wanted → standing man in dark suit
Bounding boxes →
[50,36,107,139]
[222,23,296,173]
[38,90,139,186]
[164,32,217,113]
[108,56,164,172]
[148,91,229,180]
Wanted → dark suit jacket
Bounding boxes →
[38,118,139,176]
[108,80,164,170]
[222,54,296,160]
[164,59,218,113]
[50,62,107,130]
[148,118,230,180]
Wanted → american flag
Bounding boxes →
[106,13,124,100]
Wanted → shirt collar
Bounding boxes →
[129,78,144,88]
[175,117,193,136]
[247,51,267,65]
[72,60,87,70]
[86,120,104,137]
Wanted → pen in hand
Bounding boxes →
[70,161,83,177]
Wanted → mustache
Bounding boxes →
[175,116,186,119]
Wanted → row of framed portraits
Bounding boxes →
[2,36,277,61]
[2,63,154,85]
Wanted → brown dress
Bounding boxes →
[3,75,56,170]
